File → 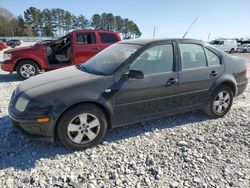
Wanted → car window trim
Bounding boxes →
[181,65,220,73]
[143,71,176,79]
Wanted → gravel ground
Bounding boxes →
[0,50,249,187]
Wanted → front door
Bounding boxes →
[113,43,180,126]
[73,32,100,65]
[178,43,224,108]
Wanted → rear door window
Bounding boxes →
[204,48,220,66]
[179,43,207,70]
[99,33,118,43]
[76,33,96,44]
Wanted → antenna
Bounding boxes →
[182,17,198,38]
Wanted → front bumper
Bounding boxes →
[1,60,15,72]
[8,106,55,143]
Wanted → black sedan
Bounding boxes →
[9,39,248,150]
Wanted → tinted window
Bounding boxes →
[76,33,96,44]
[179,44,206,70]
[99,33,118,43]
[210,40,223,45]
[130,44,173,76]
[204,48,220,66]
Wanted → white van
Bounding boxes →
[210,39,237,53]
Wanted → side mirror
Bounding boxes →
[128,70,144,79]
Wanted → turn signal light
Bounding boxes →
[37,118,49,123]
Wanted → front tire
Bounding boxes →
[16,60,39,80]
[57,104,107,150]
[229,48,234,53]
[204,85,233,118]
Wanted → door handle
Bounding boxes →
[210,71,217,77]
[166,78,178,86]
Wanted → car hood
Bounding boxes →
[17,66,104,96]
[5,44,42,53]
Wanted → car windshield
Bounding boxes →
[79,43,141,75]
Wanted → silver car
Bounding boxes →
[237,44,250,53]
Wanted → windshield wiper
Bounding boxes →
[80,65,92,73]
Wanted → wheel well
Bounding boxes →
[220,81,236,96]
[54,101,112,139]
[14,59,42,71]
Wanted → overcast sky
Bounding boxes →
[1,0,249,40]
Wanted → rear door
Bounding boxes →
[178,43,224,108]
[113,43,181,126]
[72,31,100,65]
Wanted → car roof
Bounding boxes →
[73,30,119,34]
[118,38,203,46]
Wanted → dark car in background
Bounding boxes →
[7,39,22,48]
[9,38,248,150]
[1,30,121,79]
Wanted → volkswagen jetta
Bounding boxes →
[9,39,248,150]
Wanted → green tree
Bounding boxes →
[77,14,89,29]
[115,16,123,33]
[106,13,115,31]
[41,9,56,36]
[64,11,73,34]
[24,7,42,36]
[91,14,101,29]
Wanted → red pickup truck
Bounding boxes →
[1,30,121,79]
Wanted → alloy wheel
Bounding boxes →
[213,91,231,114]
[20,64,36,78]
[67,113,100,144]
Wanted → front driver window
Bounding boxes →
[130,44,174,76]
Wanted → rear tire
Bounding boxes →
[204,85,233,118]
[16,60,39,80]
[57,104,107,150]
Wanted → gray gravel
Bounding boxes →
[0,53,249,188]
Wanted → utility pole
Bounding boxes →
[207,33,211,42]
[153,26,156,38]
[182,17,198,38]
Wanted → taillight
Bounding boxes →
[244,64,248,77]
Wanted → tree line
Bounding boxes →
[0,7,142,39]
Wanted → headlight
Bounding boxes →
[15,96,30,112]
[3,53,12,61]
